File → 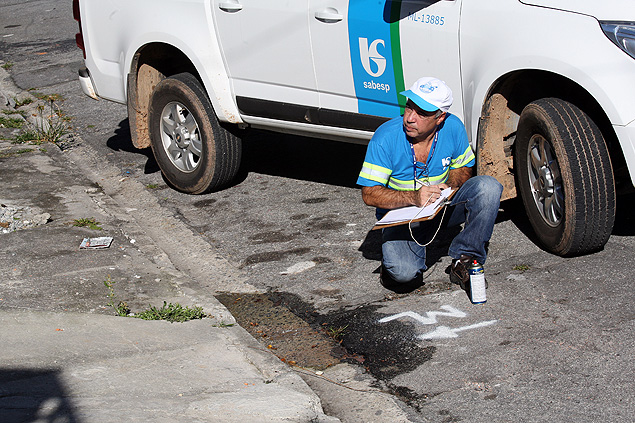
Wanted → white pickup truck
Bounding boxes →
[73,0,635,257]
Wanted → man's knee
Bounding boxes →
[472,175,503,195]
[382,240,426,283]
[466,175,503,207]
[382,262,422,284]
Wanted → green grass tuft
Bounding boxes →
[134,301,206,323]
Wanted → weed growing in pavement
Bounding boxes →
[2,110,25,119]
[72,217,102,230]
[146,183,159,189]
[134,301,206,323]
[104,276,131,317]
[13,129,40,144]
[325,325,348,342]
[13,97,33,107]
[1,62,13,70]
[31,101,68,143]
[30,91,64,103]
[0,116,24,128]
[10,97,69,144]
[103,276,206,322]
[513,264,530,272]
[0,148,34,158]
[214,321,235,328]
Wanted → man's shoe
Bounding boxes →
[449,255,473,290]
[450,255,488,291]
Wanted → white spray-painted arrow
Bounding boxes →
[418,320,498,340]
[378,305,466,325]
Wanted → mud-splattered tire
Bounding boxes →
[515,98,615,256]
[148,73,241,194]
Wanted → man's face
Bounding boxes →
[402,100,446,142]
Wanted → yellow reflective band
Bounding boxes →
[387,177,415,191]
[428,169,449,184]
[359,162,391,185]
[451,146,475,168]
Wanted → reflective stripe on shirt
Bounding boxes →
[359,162,391,185]
[451,145,475,168]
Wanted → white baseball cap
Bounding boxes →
[400,77,453,112]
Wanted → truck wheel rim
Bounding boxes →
[159,101,202,173]
[526,134,563,227]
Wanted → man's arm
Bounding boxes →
[362,184,445,209]
[445,166,472,189]
[361,166,473,209]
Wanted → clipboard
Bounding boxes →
[372,188,456,230]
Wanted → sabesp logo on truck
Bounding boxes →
[360,38,391,94]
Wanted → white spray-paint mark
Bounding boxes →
[280,261,316,275]
[378,305,466,325]
[418,320,498,340]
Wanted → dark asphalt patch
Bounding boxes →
[216,292,344,369]
[307,216,347,231]
[249,230,299,243]
[192,198,217,207]
[217,291,437,408]
[240,247,311,268]
[302,197,328,204]
[271,292,436,379]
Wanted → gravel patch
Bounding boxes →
[0,203,50,233]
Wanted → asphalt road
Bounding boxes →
[2,1,634,422]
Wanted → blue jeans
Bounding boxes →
[381,175,503,283]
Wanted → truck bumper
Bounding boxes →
[78,67,99,100]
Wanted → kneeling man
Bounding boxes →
[357,77,503,288]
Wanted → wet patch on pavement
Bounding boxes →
[216,292,346,369]
[240,247,311,268]
[249,230,299,243]
[192,198,217,208]
[217,291,437,409]
[270,293,436,379]
[307,216,347,231]
[301,197,328,204]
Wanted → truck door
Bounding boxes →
[213,0,318,116]
[309,0,464,127]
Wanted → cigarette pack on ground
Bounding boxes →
[79,237,114,249]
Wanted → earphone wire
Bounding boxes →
[408,194,449,247]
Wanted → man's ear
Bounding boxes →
[436,112,448,125]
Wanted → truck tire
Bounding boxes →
[515,98,615,256]
[148,72,241,194]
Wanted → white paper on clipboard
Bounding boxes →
[373,188,454,229]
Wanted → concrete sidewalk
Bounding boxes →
[0,67,338,422]
[0,310,336,422]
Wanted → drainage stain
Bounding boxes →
[249,230,298,243]
[308,218,346,231]
[312,256,332,264]
[217,291,436,408]
[307,305,435,380]
[193,199,217,207]
[241,247,310,268]
[216,293,344,369]
[302,197,328,204]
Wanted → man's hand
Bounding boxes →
[361,166,473,210]
[362,184,446,209]
[412,184,445,207]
